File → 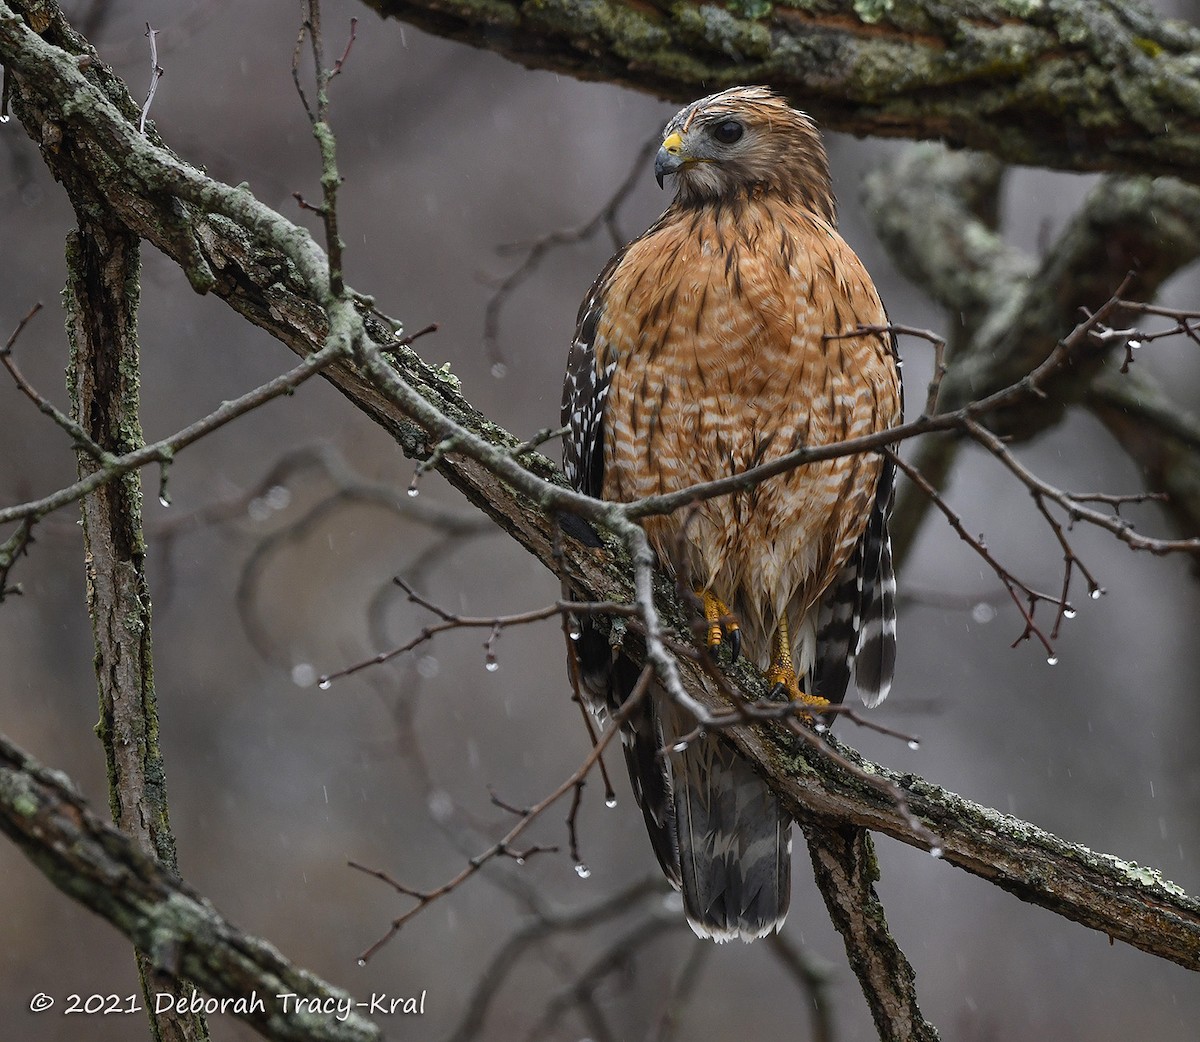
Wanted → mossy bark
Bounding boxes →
[65,214,208,1042]
[365,0,1200,184]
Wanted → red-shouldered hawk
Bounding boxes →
[562,87,902,942]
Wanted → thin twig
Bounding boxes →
[138,23,162,134]
[351,666,655,961]
[0,335,349,528]
[2,302,107,459]
[482,134,660,375]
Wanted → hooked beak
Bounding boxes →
[654,131,687,188]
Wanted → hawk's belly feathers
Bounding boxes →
[597,202,901,668]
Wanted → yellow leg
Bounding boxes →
[698,590,741,661]
[766,616,829,710]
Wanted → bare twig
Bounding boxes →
[137,23,162,134]
[0,334,349,529]
[318,581,638,686]
[0,517,33,601]
[292,0,345,297]
[888,448,1065,659]
[351,666,654,961]
[482,134,659,375]
[2,302,107,459]
[329,17,358,78]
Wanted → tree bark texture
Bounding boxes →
[804,823,940,1041]
[65,217,209,1042]
[365,0,1200,184]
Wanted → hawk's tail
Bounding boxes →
[670,728,792,943]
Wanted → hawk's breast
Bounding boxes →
[597,199,900,665]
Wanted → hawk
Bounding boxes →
[561,86,902,942]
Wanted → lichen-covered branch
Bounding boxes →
[65,215,207,1042]
[363,0,1200,185]
[804,824,939,1042]
[0,733,381,1042]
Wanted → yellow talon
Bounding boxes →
[698,590,740,660]
[768,616,830,712]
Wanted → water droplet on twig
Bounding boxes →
[605,796,618,809]
[490,362,508,379]
[485,660,499,673]
[1046,655,1059,666]
[907,739,920,751]
[318,677,332,690]
[574,862,591,879]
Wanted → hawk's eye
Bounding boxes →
[712,120,744,145]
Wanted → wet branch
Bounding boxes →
[0,733,382,1042]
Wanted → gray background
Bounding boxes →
[2,2,1199,1039]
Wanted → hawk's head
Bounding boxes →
[654,86,836,224]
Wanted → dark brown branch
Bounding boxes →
[66,213,205,1042]
[804,823,939,1042]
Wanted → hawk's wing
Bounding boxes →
[812,326,902,709]
[811,454,898,708]
[562,250,682,888]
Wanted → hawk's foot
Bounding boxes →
[766,661,830,709]
[698,590,741,662]
[768,616,829,715]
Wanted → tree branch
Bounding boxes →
[0,732,382,1042]
[363,0,1200,184]
[804,823,939,1041]
[864,142,1200,548]
[65,212,207,1042]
